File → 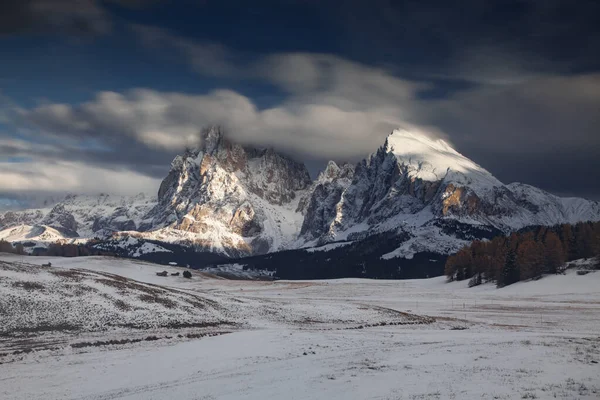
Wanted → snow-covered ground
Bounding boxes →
[1,254,599,399]
[0,224,68,248]
[205,262,274,279]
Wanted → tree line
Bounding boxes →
[445,221,600,287]
[41,242,110,257]
[0,239,111,257]
[0,240,25,255]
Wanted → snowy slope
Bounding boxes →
[0,258,231,336]
[0,193,156,240]
[1,254,599,400]
[0,224,69,247]
[385,129,502,191]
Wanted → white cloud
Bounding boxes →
[12,52,600,163]
[0,158,160,196]
[13,48,434,161]
[8,70,599,199]
[15,87,425,161]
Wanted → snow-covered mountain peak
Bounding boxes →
[384,129,501,188]
[385,129,457,156]
[317,161,355,184]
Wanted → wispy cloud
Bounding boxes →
[0,158,160,196]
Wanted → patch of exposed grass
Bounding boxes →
[112,299,132,311]
[48,269,87,281]
[138,294,177,309]
[11,281,45,291]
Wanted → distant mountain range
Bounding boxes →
[2,126,599,275]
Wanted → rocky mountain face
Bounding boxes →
[2,127,599,262]
[141,126,312,257]
[297,129,600,258]
[298,161,355,241]
[0,194,156,240]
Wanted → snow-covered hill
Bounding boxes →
[0,224,70,246]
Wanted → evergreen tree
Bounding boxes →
[499,248,519,287]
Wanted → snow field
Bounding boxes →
[1,254,599,399]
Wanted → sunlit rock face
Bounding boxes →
[145,126,312,257]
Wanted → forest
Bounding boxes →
[0,239,109,257]
[445,221,600,287]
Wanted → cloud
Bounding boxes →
[0,133,167,197]
[0,158,160,196]
[4,20,600,199]
[8,68,599,199]
[426,74,600,155]
[127,25,437,155]
[11,45,432,161]
[418,73,600,198]
[9,22,417,162]
[131,24,428,100]
[8,38,600,197]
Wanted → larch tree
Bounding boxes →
[543,231,565,274]
[575,223,595,259]
[516,239,543,280]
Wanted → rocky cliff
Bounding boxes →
[141,126,312,257]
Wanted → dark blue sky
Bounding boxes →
[1,0,599,200]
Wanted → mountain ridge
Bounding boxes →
[1,126,599,263]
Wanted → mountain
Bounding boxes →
[0,193,156,247]
[296,129,600,259]
[1,127,599,271]
[135,126,312,257]
[298,160,355,241]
